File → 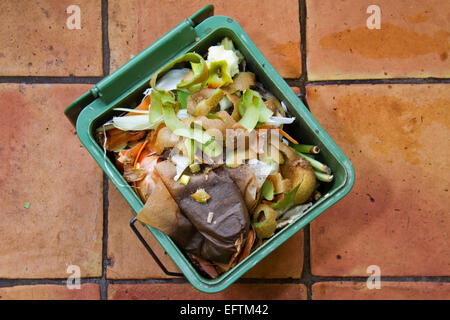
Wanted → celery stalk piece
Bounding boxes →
[221,37,234,50]
[314,171,334,183]
[237,89,273,131]
[293,144,320,154]
[238,97,260,131]
[297,152,331,174]
[258,99,273,123]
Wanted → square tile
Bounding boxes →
[0,284,100,300]
[312,281,450,300]
[307,83,450,276]
[0,0,102,76]
[107,183,180,279]
[0,84,103,278]
[109,0,301,78]
[108,283,307,300]
[306,0,450,79]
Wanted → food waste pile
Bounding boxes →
[97,38,333,278]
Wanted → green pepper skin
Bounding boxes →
[206,60,233,88]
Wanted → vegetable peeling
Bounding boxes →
[96,38,333,278]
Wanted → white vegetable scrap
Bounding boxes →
[112,115,160,131]
[176,108,190,120]
[264,116,296,127]
[155,68,191,91]
[96,121,115,133]
[219,96,233,111]
[207,211,214,224]
[113,107,149,114]
[171,153,191,181]
[281,138,290,146]
[143,88,153,98]
[206,45,239,77]
[276,202,312,229]
[247,158,274,188]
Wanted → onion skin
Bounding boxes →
[188,254,219,279]
[237,228,256,263]
[134,155,160,202]
[153,126,180,155]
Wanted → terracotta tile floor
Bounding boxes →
[0,0,448,300]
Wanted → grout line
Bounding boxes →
[286,0,310,111]
[100,0,110,301]
[285,78,303,88]
[0,76,447,85]
[102,0,110,77]
[100,173,110,300]
[310,276,450,283]
[1,274,448,289]
[0,278,102,289]
[0,76,103,84]
[106,276,450,284]
[298,0,308,89]
[298,0,313,300]
[301,224,313,300]
[107,278,189,285]
[284,77,450,86]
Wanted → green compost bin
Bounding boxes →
[64,4,355,293]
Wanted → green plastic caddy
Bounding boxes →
[64,5,355,293]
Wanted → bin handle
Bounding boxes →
[64,5,215,128]
[187,4,214,27]
[64,88,98,127]
[129,217,184,277]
